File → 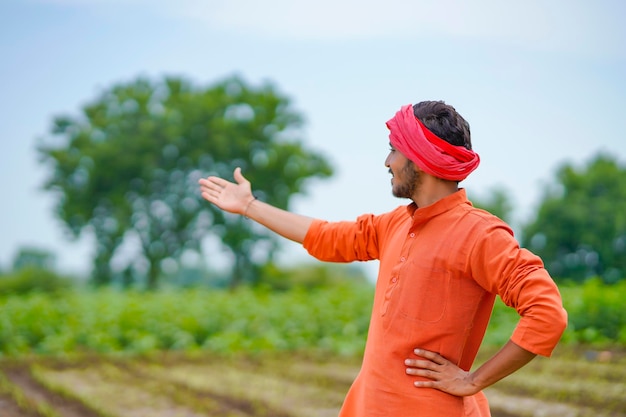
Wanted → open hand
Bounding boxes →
[198,167,254,215]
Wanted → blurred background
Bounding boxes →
[1,2,625,416]
[2,0,625,285]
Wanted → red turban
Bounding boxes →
[386,104,480,181]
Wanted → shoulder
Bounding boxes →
[456,204,516,244]
[464,202,510,225]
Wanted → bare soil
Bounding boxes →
[0,347,624,417]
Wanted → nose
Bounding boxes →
[384,152,391,167]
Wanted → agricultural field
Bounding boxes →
[0,346,625,417]
[0,280,625,416]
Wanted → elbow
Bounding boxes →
[516,305,569,357]
[544,305,569,354]
[555,306,569,339]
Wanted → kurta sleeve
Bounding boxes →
[302,213,382,263]
[469,221,568,357]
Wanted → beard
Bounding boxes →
[392,160,421,199]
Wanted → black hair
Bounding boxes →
[413,101,472,150]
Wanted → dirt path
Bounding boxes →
[3,366,103,417]
[487,388,596,417]
[0,392,39,417]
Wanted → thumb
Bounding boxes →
[233,167,248,185]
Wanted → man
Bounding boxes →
[198,101,568,417]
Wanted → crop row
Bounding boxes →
[1,349,624,417]
[0,284,374,357]
[1,280,624,358]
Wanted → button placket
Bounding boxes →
[381,221,415,317]
[381,275,399,316]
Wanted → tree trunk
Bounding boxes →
[92,251,113,286]
[230,255,244,289]
[146,259,160,290]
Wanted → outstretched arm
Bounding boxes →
[198,167,314,244]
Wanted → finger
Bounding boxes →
[404,359,438,370]
[201,189,221,199]
[414,380,438,388]
[199,176,231,189]
[233,167,248,185]
[198,178,215,186]
[199,184,220,196]
[414,349,447,365]
[405,368,440,380]
[201,191,220,202]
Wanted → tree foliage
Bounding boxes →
[12,247,56,272]
[522,153,626,283]
[0,267,72,296]
[39,75,333,288]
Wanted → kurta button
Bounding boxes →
[391,277,397,283]
[410,233,415,238]
[400,256,406,262]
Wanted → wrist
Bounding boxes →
[466,371,487,393]
[243,195,257,218]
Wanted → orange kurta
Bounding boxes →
[302,189,567,417]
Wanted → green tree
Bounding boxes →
[12,246,56,271]
[0,267,72,295]
[39,75,333,289]
[522,153,626,283]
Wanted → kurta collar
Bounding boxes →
[405,188,469,223]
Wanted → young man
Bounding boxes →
[198,101,568,417]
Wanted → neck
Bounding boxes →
[412,176,459,208]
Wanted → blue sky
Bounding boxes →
[1,0,625,278]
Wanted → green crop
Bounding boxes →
[0,284,374,357]
[0,279,623,358]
